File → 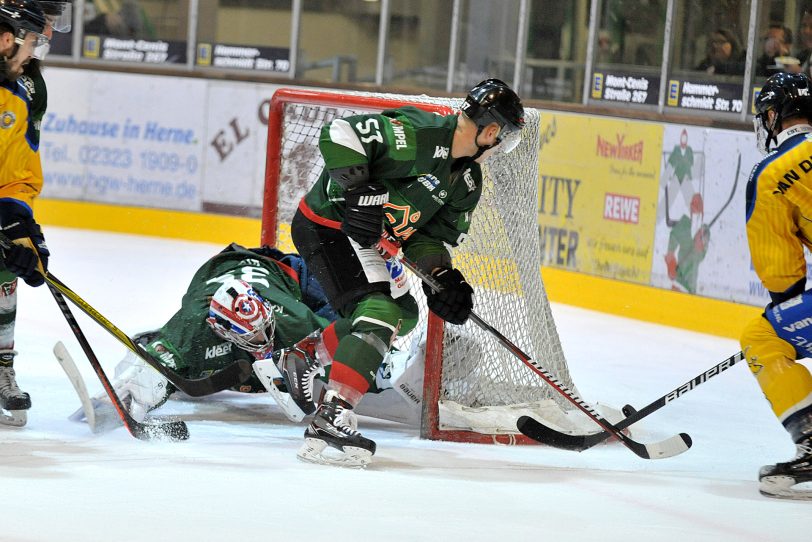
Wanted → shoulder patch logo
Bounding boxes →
[417,174,440,192]
[1,111,16,129]
[433,146,449,159]
[462,167,476,192]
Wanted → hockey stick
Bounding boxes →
[0,233,254,397]
[663,183,677,228]
[377,236,691,459]
[47,273,254,397]
[707,152,741,229]
[47,283,189,441]
[516,350,744,451]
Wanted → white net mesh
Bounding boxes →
[269,89,581,437]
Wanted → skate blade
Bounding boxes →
[297,438,372,468]
[759,475,812,501]
[0,408,27,427]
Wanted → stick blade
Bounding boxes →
[516,415,599,451]
[129,419,190,442]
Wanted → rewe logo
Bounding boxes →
[357,193,389,206]
[433,146,449,159]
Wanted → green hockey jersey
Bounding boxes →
[142,244,329,385]
[301,106,484,268]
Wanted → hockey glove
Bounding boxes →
[342,184,388,248]
[0,203,49,287]
[422,267,474,325]
[665,252,677,280]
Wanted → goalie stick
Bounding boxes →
[376,236,692,460]
[45,273,254,397]
[516,350,745,451]
[48,285,189,441]
[0,232,254,397]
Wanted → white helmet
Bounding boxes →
[206,279,276,353]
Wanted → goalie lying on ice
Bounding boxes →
[67,243,423,433]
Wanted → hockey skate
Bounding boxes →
[278,341,324,416]
[253,339,325,423]
[0,351,30,427]
[759,436,812,500]
[297,390,376,468]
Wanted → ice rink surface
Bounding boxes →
[1,227,808,542]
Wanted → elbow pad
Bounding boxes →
[328,164,371,191]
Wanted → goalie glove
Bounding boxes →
[0,202,49,287]
[342,184,389,248]
[422,267,474,325]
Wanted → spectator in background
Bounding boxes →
[796,9,812,77]
[695,28,746,76]
[797,9,812,66]
[83,0,153,39]
[756,24,799,77]
[595,29,621,64]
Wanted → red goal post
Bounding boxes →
[262,87,586,444]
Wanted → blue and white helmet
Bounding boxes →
[206,279,276,353]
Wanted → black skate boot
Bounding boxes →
[0,350,30,427]
[759,435,812,500]
[278,339,325,416]
[297,390,376,468]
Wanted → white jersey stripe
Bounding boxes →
[329,119,367,157]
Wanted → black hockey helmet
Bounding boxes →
[0,0,47,37]
[754,72,812,153]
[462,78,526,155]
[39,1,73,32]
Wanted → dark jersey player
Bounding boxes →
[291,79,525,467]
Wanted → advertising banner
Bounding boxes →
[650,125,766,305]
[666,79,744,114]
[537,113,663,284]
[591,71,660,106]
[82,36,187,64]
[196,43,291,73]
[202,81,286,215]
[41,68,207,211]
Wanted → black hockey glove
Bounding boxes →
[422,267,474,325]
[0,203,49,287]
[342,184,388,248]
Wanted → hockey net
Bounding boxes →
[262,88,595,444]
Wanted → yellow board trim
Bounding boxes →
[37,198,760,340]
[542,266,760,340]
[37,198,262,247]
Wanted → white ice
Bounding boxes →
[1,227,808,542]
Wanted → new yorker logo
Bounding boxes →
[596,134,644,163]
[205,342,233,359]
[433,146,449,159]
[357,193,389,206]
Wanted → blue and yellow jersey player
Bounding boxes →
[0,0,53,427]
[743,71,812,499]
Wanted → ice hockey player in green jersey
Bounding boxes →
[70,243,369,429]
[291,79,525,467]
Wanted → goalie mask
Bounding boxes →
[462,78,526,158]
[206,279,276,353]
[754,72,812,154]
